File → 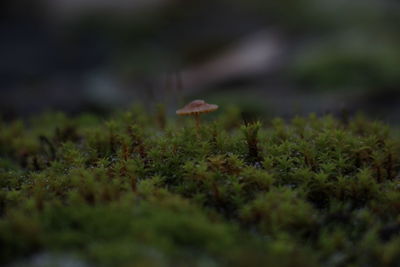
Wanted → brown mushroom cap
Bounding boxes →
[176,100,218,116]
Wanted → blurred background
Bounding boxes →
[1,0,399,122]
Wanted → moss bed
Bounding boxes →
[1,107,400,267]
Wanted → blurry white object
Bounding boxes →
[181,30,284,93]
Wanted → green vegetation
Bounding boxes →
[1,107,400,266]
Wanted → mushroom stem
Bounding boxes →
[194,114,201,132]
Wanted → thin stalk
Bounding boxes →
[194,114,201,134]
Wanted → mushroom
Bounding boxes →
[176,100,218,130]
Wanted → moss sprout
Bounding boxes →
[0,108,399,266]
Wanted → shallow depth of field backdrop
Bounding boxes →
[1,0,400,120]
[1,0,400,267]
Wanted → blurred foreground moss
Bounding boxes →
[0,107,400,266]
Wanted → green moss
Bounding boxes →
[0,108,400,266]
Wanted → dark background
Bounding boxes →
[1,0,400,122]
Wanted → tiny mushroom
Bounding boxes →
[176,100,218,130]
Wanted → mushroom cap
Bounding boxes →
[176,100,219,116]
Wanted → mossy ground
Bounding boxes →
[1,107,400,267]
